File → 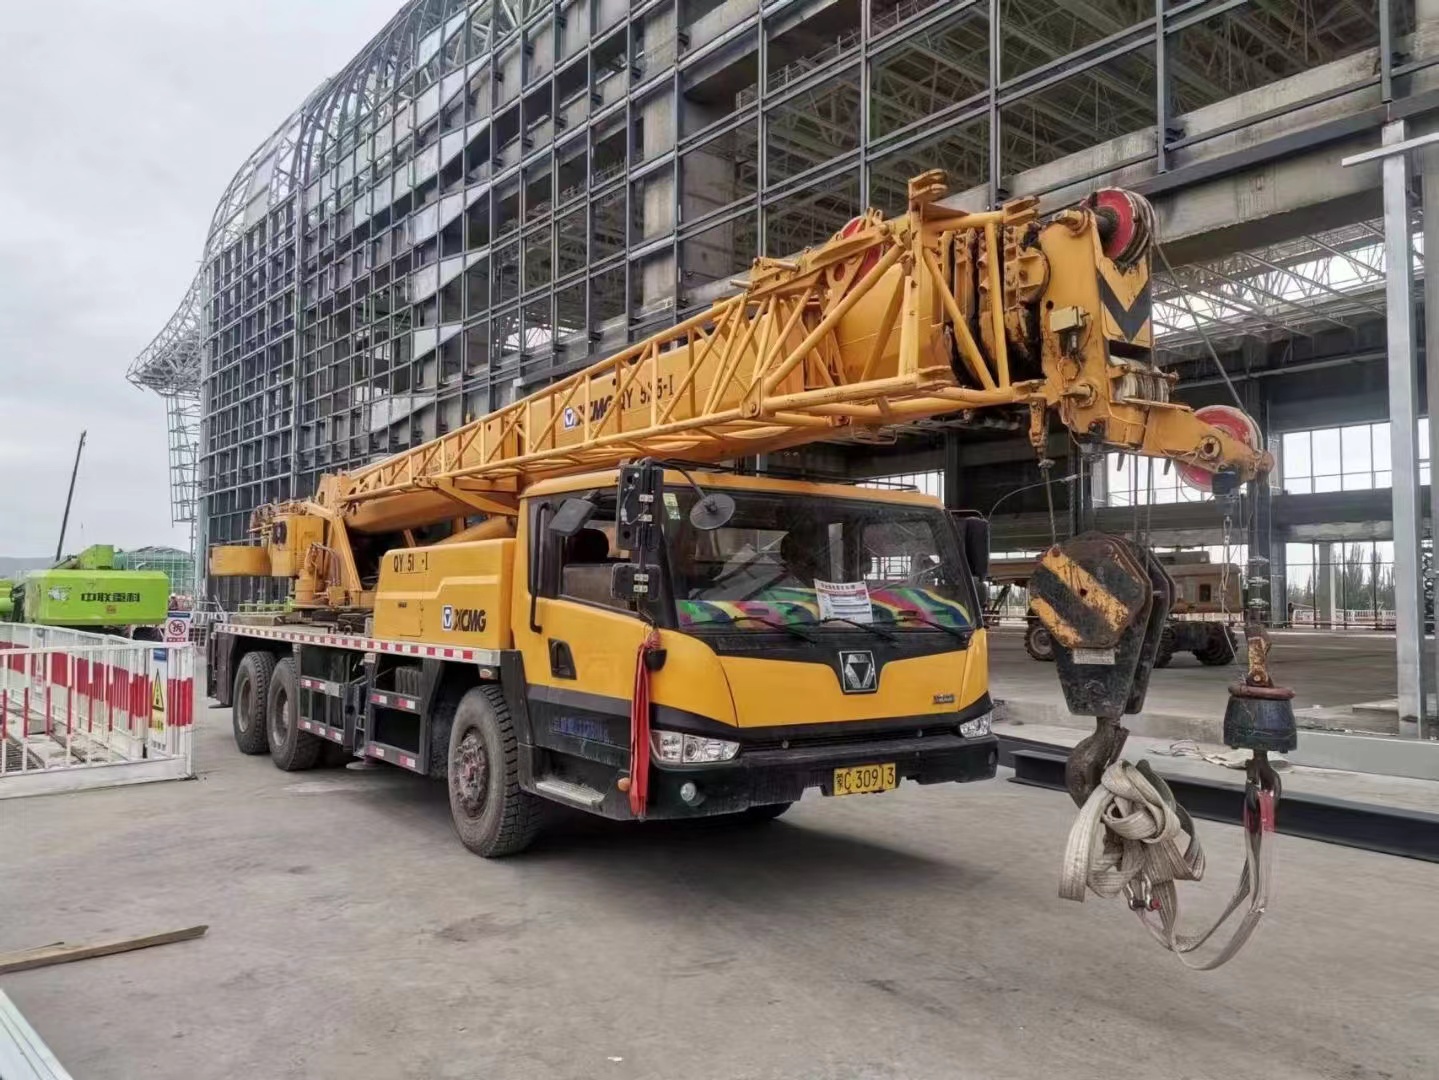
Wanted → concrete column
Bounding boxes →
[678,103,741,288]
[638,42,677,310]
[1381,119,1425,738]
[1065,444,1084,539]
[1421,111,1439,733]
[1270,541,1288,627]
[942,433,965,511]
[1245,379,1276,625]
[1316,542,1338,628]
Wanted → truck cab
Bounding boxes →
[361,467,999,823]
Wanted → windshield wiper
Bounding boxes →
[818,617,897,642]
[717,614,818,642]
[893,611,971,641]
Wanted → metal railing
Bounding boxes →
[0,624,195,793]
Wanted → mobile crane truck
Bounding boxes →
[207,173,1282,865]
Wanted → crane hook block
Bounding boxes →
[1028,533,1175,718]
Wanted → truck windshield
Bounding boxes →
[664,487,977,634]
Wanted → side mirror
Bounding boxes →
[950,512,990,581]
[689,492,735,531]
[610,562,654,602]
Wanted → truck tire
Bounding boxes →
[1024,621,1055,662]
[447,685,545,857]
[1153,625,1176,669]
[424,683,473,780]
[266,658,323,771]
[1195,625,1237,666]
[232,651,276,755]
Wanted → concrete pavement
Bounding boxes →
[1,702,1436,1079]
[992,626,1402,738]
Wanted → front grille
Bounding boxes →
[744,724,954,752]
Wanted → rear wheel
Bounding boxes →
[266,658,322,771]
[1153,625,1176,669]
[1024,620,1055,662]
[447,685,545,857]
[232,651,276,755]
[1194,625,1237,666]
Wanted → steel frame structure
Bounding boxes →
[131,0,1416,604]
[1152,217,1425,358]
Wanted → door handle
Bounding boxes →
[548,639,576,679]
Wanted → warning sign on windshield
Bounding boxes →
[815,580,873,624]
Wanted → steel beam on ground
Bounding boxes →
[996,738,1439,863]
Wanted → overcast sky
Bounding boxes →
[0,0,402,557]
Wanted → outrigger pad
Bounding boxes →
[1030,532,1174,718]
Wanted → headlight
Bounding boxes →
[958,711,992,738]
[651,730,740,763]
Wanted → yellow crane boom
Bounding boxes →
[213,171,1270,607]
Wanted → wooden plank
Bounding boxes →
[0,925,208,976]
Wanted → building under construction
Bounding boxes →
[131,0,1427,612]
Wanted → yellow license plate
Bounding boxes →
[832,763,897,796]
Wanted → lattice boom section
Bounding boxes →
[337,201,1027,509]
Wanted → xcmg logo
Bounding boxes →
[442,605,487,633]
[560,374,678,429]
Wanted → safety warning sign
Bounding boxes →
[148,657,168,755]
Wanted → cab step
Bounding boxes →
[533,777,606,809]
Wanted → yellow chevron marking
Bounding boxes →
[1038,550,1131,633]
[1029,596,1083,649]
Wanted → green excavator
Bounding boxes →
[1,432,170,639]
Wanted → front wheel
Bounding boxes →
[447,685,545,857]
[1024,621,1055,662]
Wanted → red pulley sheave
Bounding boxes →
[1177,404,1263,493]
[1090,188,1155,268]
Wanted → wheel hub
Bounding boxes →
[453,731,488,817]
[270,687,289,743]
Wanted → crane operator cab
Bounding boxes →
[517,460,997,825]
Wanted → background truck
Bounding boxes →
[203,173,1270,857]
[6,545,171,639]
[989,552,1242,667]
